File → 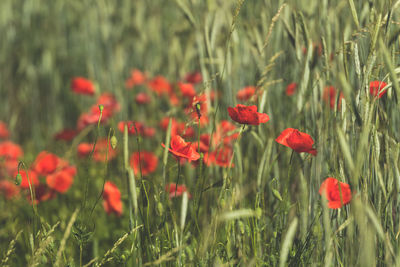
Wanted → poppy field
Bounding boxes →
[1,0,400,266]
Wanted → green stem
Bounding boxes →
[175,161,181,198]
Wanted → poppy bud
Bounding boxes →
[195,103,202,119]
[110,135,117,149]
[98,104,104,112]
[15,173,22,185]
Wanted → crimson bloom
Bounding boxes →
[118,121,144,135]
[319,177,352,209]
[29,184,56,204]
[0,121,9,139]
[165,183,191,199]
[159,117,195,138]
[125,69,146,89]
[205,146,234,167]
[147,76,172,95]
[213,120,239,146]
[46,168,75,193]
[77,93,120,130]
[135,92,151,104]
[71,77,95,95]
[103,181,123,216]
[286,83,297,96]
[77,143,93,157]
[92,139,117,162]
[186,94,209,127]
[54,129,77,141]
[0,141,23,159]
[162,135,200,162]
[130,151,158,176]
[27,151,77,199]
[275,128,317,156]
[236,86,256,101]
[32,151,59,176]
[178,82,196,98]
[323,86,344,110]
[15,169,39,189]
[1,159,18,178]
[193,134,211,153]
[369,80,388,98]
[184,71,202,84]
[228,104,269,125]
[0,181,20,199]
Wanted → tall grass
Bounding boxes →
[0,0,400,266]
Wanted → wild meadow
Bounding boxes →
[0,0,400,266]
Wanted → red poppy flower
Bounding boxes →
[1,159,18,178]
[160,117,178,136]
[77,93,120,130]
[46,169,74,193]
[93,139,117,162]
[135,92,151,104]
[319,177,352,209]
[0,121,9,139]
[33,151,60,176]
[186,94,209,126]
[71,77,95,95]
[193,134,211,153]
[15,169,39,189]
[162,135,200,162]
[369,81,388,98]
[143,126,156,138]
[165,183,191,199]
[97,93,121,113]
[0,181,20,199]
[275,128,317,156]
[286,83,297,96]
[228,104,269,125]
[159,117,194,138]
[0,141,23,159]
[184,71,202,84]
[125,69,146,89]
[77,143,93,158]
[211,146,234,167]
[236,86,256,101]
[147,76,172,95]
[118,121,144,135]
[103,181,123,216]
[178,124,195,139]
[323,86,344,110]
[168,92,180,106]
[213,120,239,146]
[54,129,77,141]
[130,151,158,176]
[178,82,196,98]
[29,184,56,204]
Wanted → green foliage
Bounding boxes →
[0,0,400,266]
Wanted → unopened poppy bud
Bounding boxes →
[98,104,104,112]
[15,173,22,185]
[110,135,117,149]
[195,103,202,119]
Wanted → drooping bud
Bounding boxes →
[110,135,117,149]
[15,173,22,185]
[195,103,202,119]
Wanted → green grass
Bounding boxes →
[1,0,400,266]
